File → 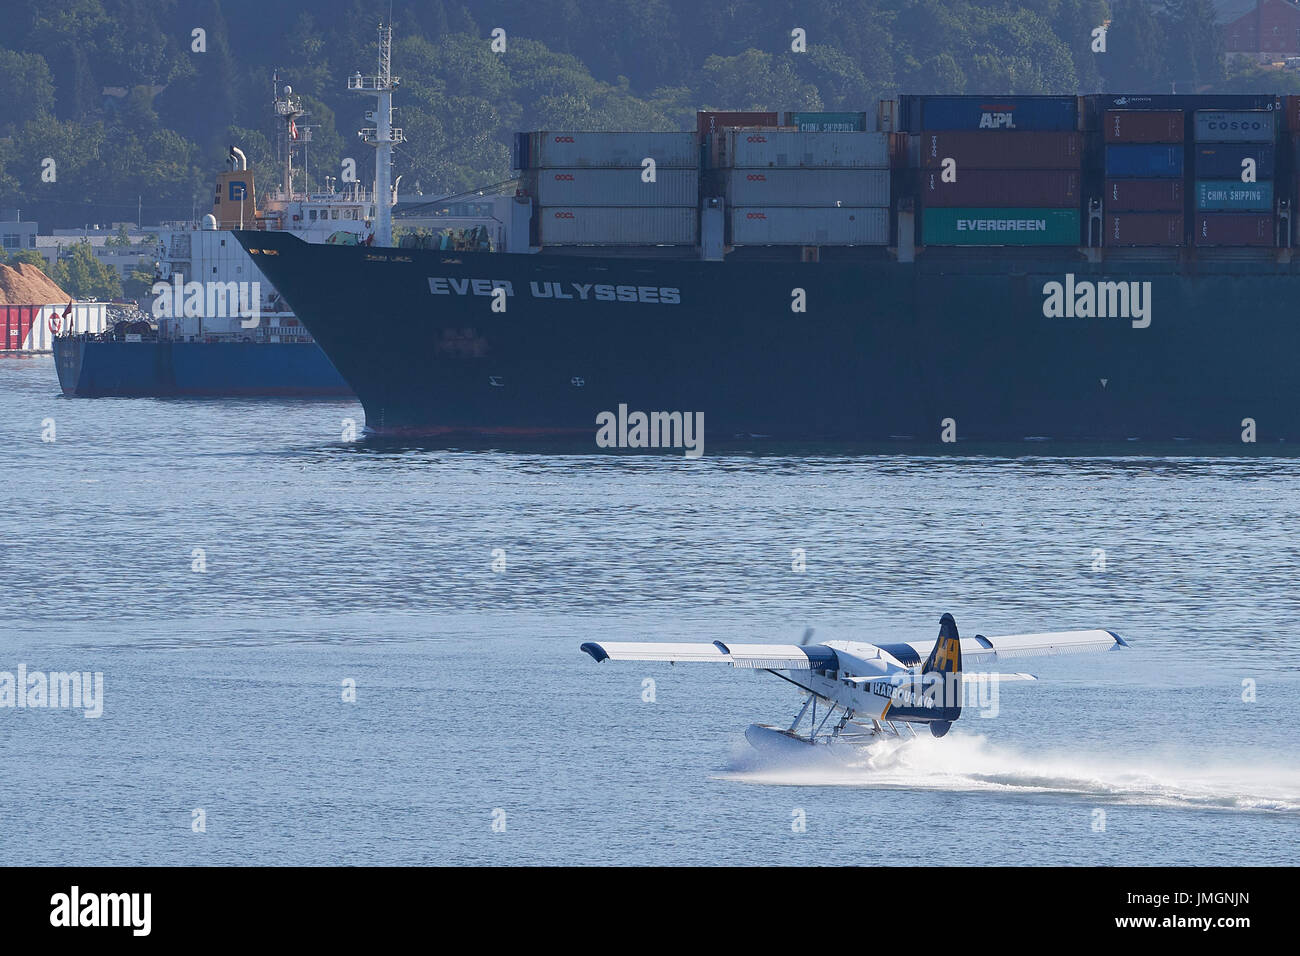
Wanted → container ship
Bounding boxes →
[239,93,1300,443]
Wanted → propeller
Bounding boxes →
[800,627,814,646]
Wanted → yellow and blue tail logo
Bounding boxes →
[923,613,963,678]
[888,613,963,737]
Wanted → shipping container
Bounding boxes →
[1193,110,1276,143]
[530,168,698,206]
[1193,213,1274,246]
[1093,94,1280,111]
[724,129,890,168]
[1193,143,1275,179]
[1,303,106,352]
[783,111,868,132]
[729,206,889,245]
[917,96,1078,132]
[525,131,698,169]
[1195,180,1273,211]
[537,207,698,245]
[725,168,889,207]
[0,304,36,352]
[1103,110,1184,143]
[1286,95,1300,132]
[1105,213,1184,247]
[920,131,1083,169]
[920,168,1080,207]
[1104,144,1184,178]
[1103,178,1184,212]
[921,208,1081,246]
[697,111,779,137]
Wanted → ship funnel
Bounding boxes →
[229,146,247,171]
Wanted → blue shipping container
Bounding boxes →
[1193,110,1276,143]
[1195,180,1273,211]
[921,96,1077,132]
[1194,143,1274,179]
[1105,144,1184,178]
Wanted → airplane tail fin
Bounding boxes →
[922,612,962,677]
[920,612,961,736]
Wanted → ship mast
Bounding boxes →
[273,74,307,199]
[349,22,402,246]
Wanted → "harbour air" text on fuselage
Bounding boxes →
[1041,273,1152,328]
[428,278,681,305]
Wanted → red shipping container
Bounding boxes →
[1104,178,1184,212]
[920,169,1079,207]
[1106,213,1184,246]
[696,111,778,137]
[2,304,37,352]
[1193,213,1274,246]
[1104,110,1184,143]
[920,131,1082,169]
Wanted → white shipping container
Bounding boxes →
[531,131,698,169]
[532,168,698,206]
[538,206,699,245]
[725,169,890,207]
[730,206,889,245]
[725,130,890,168]
[3,302,107,352]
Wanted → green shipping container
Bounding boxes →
[922,207,1081,246]
[1195,180,1273,211]
[786,111,868,132]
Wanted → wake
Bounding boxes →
[721,733,1300,813]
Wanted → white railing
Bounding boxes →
[347,75,398,91]
[359,128,404,144]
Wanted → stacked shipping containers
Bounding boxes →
[1191,110,1276,247]
[913,96,1082,246]
[517,131,700,245]
[721,129,892,245]
[1103,109,1185,246]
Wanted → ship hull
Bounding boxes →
[53,337,351,397]
[238,231,1300,443]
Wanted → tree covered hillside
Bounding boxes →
[0,0,1273,228]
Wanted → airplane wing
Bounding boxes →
[892,629,1127,665]
[579,641,834,670]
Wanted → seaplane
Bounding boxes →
[580,613,1127,751]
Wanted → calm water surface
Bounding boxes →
[2,354,1297,865]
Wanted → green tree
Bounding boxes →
[1163,0,1225,90]
[4,248,49,269]
[122,261,157,300]
[697,50,823,109]
[1105,0,1172,91]
[0,49,57,133]
[52,241,122,300]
